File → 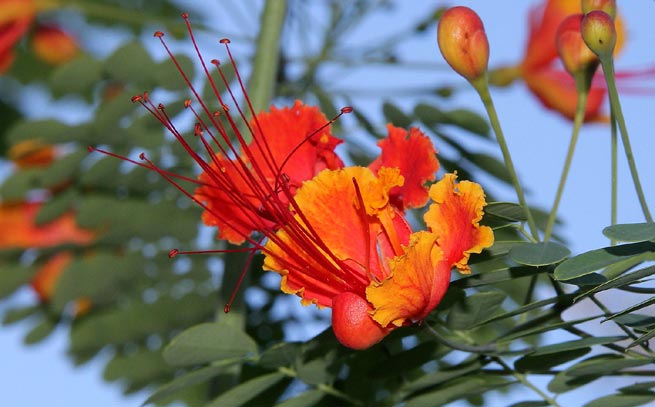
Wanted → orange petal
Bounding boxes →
[366,231,449,327]
[368,125,439,211]
[263,166,410,308]
[30,251,73,301]
[332,291,393,349]
[424,173,494,274]
[0,202,96,249]
[9,140,57,168]
[194,101,344,245]
[523,68,607,121]
[31,25,79,66]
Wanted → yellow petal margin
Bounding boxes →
[424,173,494,274]
[366,231,449,327]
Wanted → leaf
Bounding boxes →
[484,202,527,222]
[575,266,655,301]
[509,242,571,267]
[514,348,590,373]
[603,223,655,243]
[0,263,37,299]
[584,394,655,407]
[50,55,103,97]
[404,375,511,407]
[274,390,325,407]
[143,362,240,405]
[566,355,652,377]
[548,369,599,394]
[452,265,545,289]
[508,402,548,407]
[402,358,484,394]
[627,328,655,349]
[604,297,655,323]
[163,321,257,367]
[24,318,57,345]
[104,42,157,86]
[531,336,626,356]
[154,54,195,91]
[103,349,171,384]
[447,291,506,330]
[382,102,413,129]
[499,315,599,343]
[206,372,286,407]
[442,108,490,138]
[35,189,78,225]
[554,242,655,281]
[477,295,573,327]
[258,342,300,369]
[2,305,40,325]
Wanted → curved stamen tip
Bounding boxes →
[131,95,143,103]
[157,103,165,110]
[181,12,189,19]
[211,58,220,66]
[340,106,353,114]
[219,38,231,44]
[154,31,164,38]
[223,304,231,313]
[168,248,179,258]
[139,152,147,160]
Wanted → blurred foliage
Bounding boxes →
[1,1,654,407]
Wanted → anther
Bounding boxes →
[154,31,164,38]
[184,100,192,108]
[181,12,189,19]
[168,249,179,258]
[211,59,220,67]
[139,152,146,160]
[340,106,353,114]
[219,38,230,44]
[131,95,143,103]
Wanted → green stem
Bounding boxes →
[544,75,588,242]
[600,60,653,222]
[471,76,540,241]
[610,109,618,245]
[247,0,288,113]
[493,357,562,407]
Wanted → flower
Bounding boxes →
[0,0,76,73]
[31,25,79,65]
[264,170,493,349]
[0,201,95,249]
[437,6,489,82]
[93,15,491,350]
[489,0,632,121]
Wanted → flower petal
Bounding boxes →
[369,125,439,211]
[366,231,449,327]
[332,291,393,349]
[263,166,410,308]
[424,173,494,274]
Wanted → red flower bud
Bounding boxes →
[556,14,598,76]
[581,10,617,60]
[581,0,616,19]
[331,292,392,350]
[437,6,489,81]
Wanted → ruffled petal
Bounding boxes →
[0,202,96,249]
[366,231,449,327]
[369,125,439,211]
[194,101,344,245]
[263,166,409,308]
[424,173,494,274]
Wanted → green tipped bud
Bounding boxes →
[581,10,617,60]
[556,14,599,77]
[437,6,489,82]
[581,0,616,20]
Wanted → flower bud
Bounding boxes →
[31,25,79,65]
[581,10,617,60]
[556,14,598,76]
[437,6,489,81]
[331,292,391,350]
[581,0,616,20]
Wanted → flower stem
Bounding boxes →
[471,76,540,241]
[247,0,288,113]
[493,357,562,407]
[544,75,588,242]
[600,59,653,222]
[610,109,618,245]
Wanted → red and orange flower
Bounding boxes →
[95,16,494,349]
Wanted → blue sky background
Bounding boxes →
[1,1,654,406]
